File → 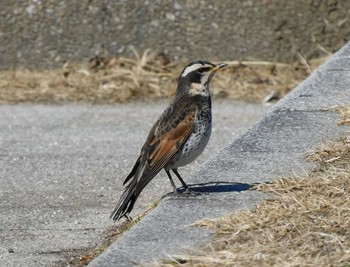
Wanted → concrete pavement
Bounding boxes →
[0,100,267,266]
[89,44,350,266]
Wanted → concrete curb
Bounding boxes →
[89,43,350,267]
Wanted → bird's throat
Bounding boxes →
[188,83,209,97]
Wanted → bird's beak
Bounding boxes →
[212,63,227,72]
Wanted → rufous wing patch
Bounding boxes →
[148,109,196,170]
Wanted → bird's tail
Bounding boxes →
[110,182,138,221]
[110,158,142,221]
[110,156,160,221]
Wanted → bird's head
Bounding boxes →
[177,60,227,97]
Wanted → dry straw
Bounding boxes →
[0,50,328,104]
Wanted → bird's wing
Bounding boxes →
[132,102,197,194]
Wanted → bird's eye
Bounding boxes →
[198,67,210,73]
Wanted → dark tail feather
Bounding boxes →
[123,156,141,186]
[110,159,141,221]
[111,157,159,221]
[110,183,138,221]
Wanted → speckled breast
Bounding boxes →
[166,107,212,170]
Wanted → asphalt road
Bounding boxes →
[0,99,268,266]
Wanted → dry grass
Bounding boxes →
[151,105,350,267]
[335,104,350,126]
[0,50,328,104]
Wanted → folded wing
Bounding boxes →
[111,102,197,221]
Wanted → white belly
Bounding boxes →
[169,121,212,169]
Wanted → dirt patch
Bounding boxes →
[1,1,349,69]
[0,51,328,104]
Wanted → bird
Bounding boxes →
[110,60,227,221]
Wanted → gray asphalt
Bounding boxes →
[89,44,350,266]
[0,100,268,266]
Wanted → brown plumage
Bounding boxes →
[111,61,226,221]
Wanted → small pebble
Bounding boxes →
[8,247,14,253]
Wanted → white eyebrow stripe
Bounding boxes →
[181,63,203,77]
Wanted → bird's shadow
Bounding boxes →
[185,181,252,193]
[163,181,256,199]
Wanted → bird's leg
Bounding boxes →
[172,169,189,190]
[172,169,200,195]
[165,170,179,194]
